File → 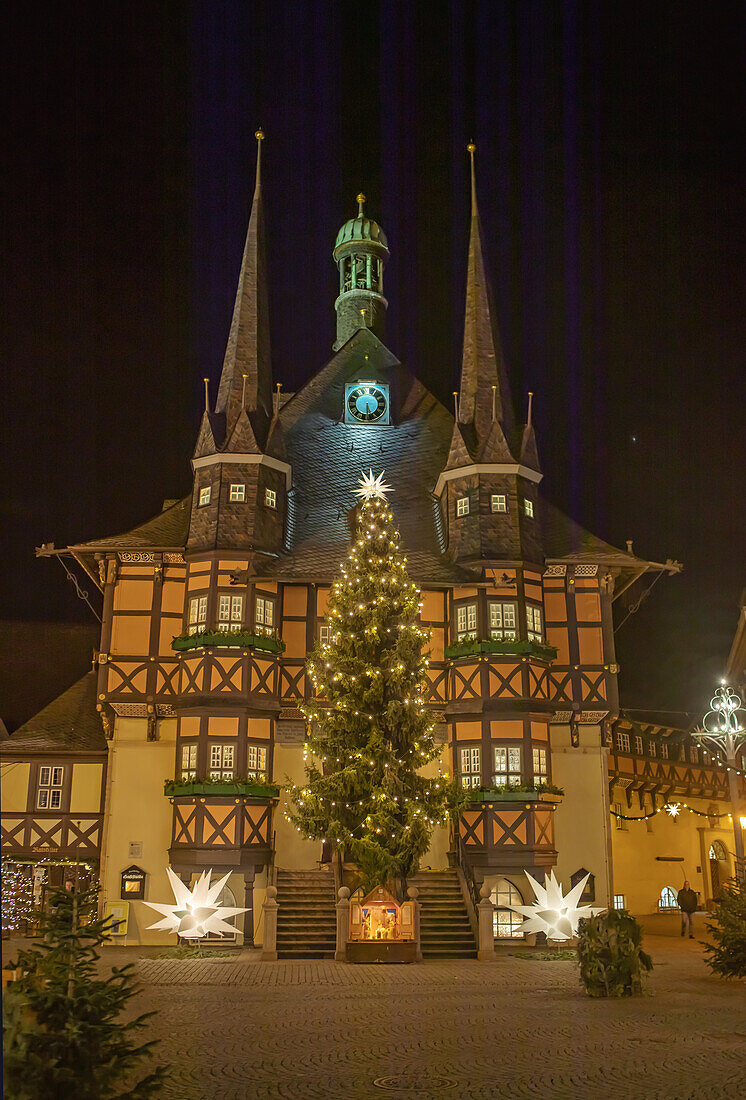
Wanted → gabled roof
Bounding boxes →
[69,496,191,552]
[2,672,106,755]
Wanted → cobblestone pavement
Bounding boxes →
[117,936,746,1100]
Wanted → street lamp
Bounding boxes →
[692,682,746,882]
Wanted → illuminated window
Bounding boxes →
[209,743,235,780]
[689,745,699,763]
[489,601,517,640]
[634,735,643,754]
[649,740,657,758]
[524,499,534,518]
[218,594,243,630]
[460,746,481,789]
[491,494,507,513]
[199,486,211,506]
[492,878,524,938]
[532,746,548,779]
[37,766,64,810]
[613,894,626,910]
[659,886,678,910]
[247,743,268,782]
[661,742,669,760]
[229,483,245,502]
[456,496,469,517]
[493,745,522,786]
[616,731,630,753]
[614,802,627,830]
[319,625,331,646]
[255,596,275,635]
[180,743,197,780]
[455,603,478,642]
[526,605,543,642]
[265,487,277,509]
[188,595,208,635]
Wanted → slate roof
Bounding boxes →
[70,496,191,552]
[2,672,106,755]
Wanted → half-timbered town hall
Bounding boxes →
[2,137,740,951]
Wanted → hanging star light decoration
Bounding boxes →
[353,469,393,503]
[506,870,605,941]
[665,803,681,818]
[143,867,248,939]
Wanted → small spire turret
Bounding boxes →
[332,194,389,350]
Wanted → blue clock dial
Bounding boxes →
[346,383,388,423]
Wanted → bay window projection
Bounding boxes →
[218,594,243,630]
[254,596,275,635]
[188,595,208,635]
[460,746,481,789]
[180,743,197,779]
[455,603,478,642]
[37,766,64,809]
[209,743,235,780]
[489,601,517,640]
[247,743,268,782]
[493,745,521,786]
[532,746,548,780]
[525,605,543,643]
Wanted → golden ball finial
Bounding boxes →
[357,192,366,204]
[255,128,264,141]
[467,142,476,153]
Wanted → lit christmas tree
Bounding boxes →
[287,471,460,897]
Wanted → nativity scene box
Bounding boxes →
[347,885,417,963]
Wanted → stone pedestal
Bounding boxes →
[261,885,278,961]
[477,884,495,961]
[335,886,350,962]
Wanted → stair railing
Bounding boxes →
[454,831,479,943]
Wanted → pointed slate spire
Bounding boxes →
[215,129,273,445]
[519,391,541,472]
[457,143,514,459]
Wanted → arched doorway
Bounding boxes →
[492,878,524,939]
[709,840,729,900]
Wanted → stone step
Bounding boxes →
[277,951,336,959]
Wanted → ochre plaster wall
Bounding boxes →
[272,743,322,870]
[1,762,30,810]
[70,763,104,813]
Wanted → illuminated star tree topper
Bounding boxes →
[144,867,247,939]
[506,870,605,941]
[353,469,393,503]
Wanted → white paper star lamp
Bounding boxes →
[353,469,393,503]
[506,870,605,941]
[144,867,248,939]
[665,802,681,818]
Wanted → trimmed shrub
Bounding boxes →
[704,879,746,979]
[577,909,653,997]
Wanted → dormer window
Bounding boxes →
[456,497,470,517]
[524,499,534,518]
[491,494,507,513]
[199,486,211,507]
[230,483,245,502]
[265,488,277,509]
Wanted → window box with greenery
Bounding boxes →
[164,777,281,799]
[171,629,286,654]
[465,782,564,804]
[445,638,557,662]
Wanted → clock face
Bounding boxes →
[346,383,389,424]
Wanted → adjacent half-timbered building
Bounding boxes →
[6,137,720,948]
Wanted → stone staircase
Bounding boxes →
[409,869,478,959]
[275,868,337,959]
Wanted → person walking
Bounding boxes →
[677,880,698,938]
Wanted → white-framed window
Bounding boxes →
[526,605,543,643]
[229,483,245,502]
[199,486,211,506]
[689,745,699,763]
[491,494,507,513]
[218,594,243,630]
[616,731,630,753]
[456,496,470,517]
[489,601,517,641]
[264,488,277,509]
[661,742,669,760]
[634,735,643,754]
[614,802,627,830]
[492,878,525,938]
[524,499,534,518]
[247,743,268,782]
[455,603,478,642]
[180,743,197,780]
[459,746,481,789]
[613,894,626,910]
[659,886,678,910]
[37,766,64,810]
[255,596,275,635]
[319,625,331,647]
[532,746,548,779]
[188,595,208,635]
[209,743,235,780]
[493,745,522,785]
[649,740,657,758]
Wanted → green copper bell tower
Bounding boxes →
[332,193,389,350]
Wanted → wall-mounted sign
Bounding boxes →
[120,864,147,900]
[104,900,129,938]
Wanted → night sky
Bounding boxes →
[3,1,745,713]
